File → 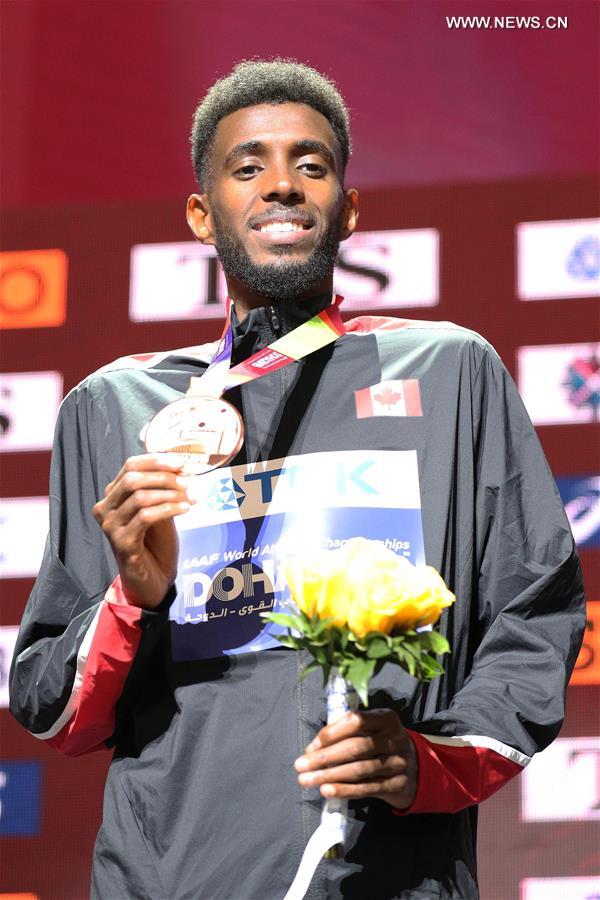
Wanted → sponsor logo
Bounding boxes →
[0,626,19,708]
[563,355,600,417]
[0,762,42,836]
[521,736,600,821]
[567,235,600,281]
[129,241,226,322]
[0,497,48,579]
[517,218,600,300]
[0,894,39,899]
[520,876,600,900]
[355,379,423,418]
[183,451,422,526]
[556,476,600,548]
[0,249,68,329]
[182,559,278,616]
[0,372,63,453]
[129,229,439,321]
[207,478,246,512]
[335,228,439,310]
[249,350,287,371]
[518,343,600,425]
[571,601,600,686]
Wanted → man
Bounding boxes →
[10,60,584,899]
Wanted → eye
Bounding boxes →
[234,164,263,179]
[299,162,327,177]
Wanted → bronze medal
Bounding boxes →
[145,395,244,475]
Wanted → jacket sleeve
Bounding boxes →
[399,344,586,815]
[9,380,172,756]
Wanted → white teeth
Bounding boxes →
[259,221,304,233]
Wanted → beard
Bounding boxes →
[212,209,343,302]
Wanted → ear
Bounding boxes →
[339,188,359,243]
[186,194,215,245]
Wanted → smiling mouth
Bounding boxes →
[256,221,311,234]
[249,217,315,248]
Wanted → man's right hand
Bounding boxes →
[93,454,192,610]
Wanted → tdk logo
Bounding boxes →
[207,477,246,511]
[242,460,377,504]
[204,460,378,512]
[567,236,600,281]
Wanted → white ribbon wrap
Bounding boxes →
[283,670,359,900]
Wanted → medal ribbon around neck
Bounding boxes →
[145,295,345,475]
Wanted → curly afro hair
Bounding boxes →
[190,58,351,190]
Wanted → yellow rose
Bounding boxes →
[345,551,418,637]
[393,565,455,630]
[283,538,454,638]
[283,558,323,617]
[284,555,351,627]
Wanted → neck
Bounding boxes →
[226,274,334,323]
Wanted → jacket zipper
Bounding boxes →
[267,304,281,337]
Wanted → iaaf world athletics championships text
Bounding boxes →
[446,15,568,30]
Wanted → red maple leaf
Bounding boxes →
[374,387,402,409]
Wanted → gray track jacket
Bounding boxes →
[10,296,585,899]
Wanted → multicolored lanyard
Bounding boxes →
[145,295,346,475]
[187,294,345,398]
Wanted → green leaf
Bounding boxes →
[344,657,376,706]
[262,612,302,631]
[298,609,313,627]
[313,646,327,666]
[420,654,445,675]
[417,630,450,655]
[393,645,416,677]
[299,661,322,681]
[366,637,391,660]
[311,617,337,637]
[309,635,331,648]
[405,654,416,677]
[275,635,303,650]
[402,640,422,660]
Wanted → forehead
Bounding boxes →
[211,102,339,162]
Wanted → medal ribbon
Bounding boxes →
[186,295,345,399]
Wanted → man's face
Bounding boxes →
[188,103,358,302]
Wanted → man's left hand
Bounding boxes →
[294,709,418,810]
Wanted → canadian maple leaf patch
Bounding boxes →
[355,380,423,418]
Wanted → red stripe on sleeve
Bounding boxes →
[392,730,523,815]
[48,590,143,756]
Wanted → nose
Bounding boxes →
[261,161,305,204]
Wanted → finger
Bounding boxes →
[319,772,411,801]
[298,755,407,788]
[102,470,191,510]
[104,489,191,530]
[104,454,187,496]
[119,453,188,473]
[110,501,191,549]
[306,709,401,751]
[296,733,398,772]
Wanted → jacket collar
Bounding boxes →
[230,292,334,361]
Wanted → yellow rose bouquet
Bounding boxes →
[262,537,455,900]
[263,536,455,705]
